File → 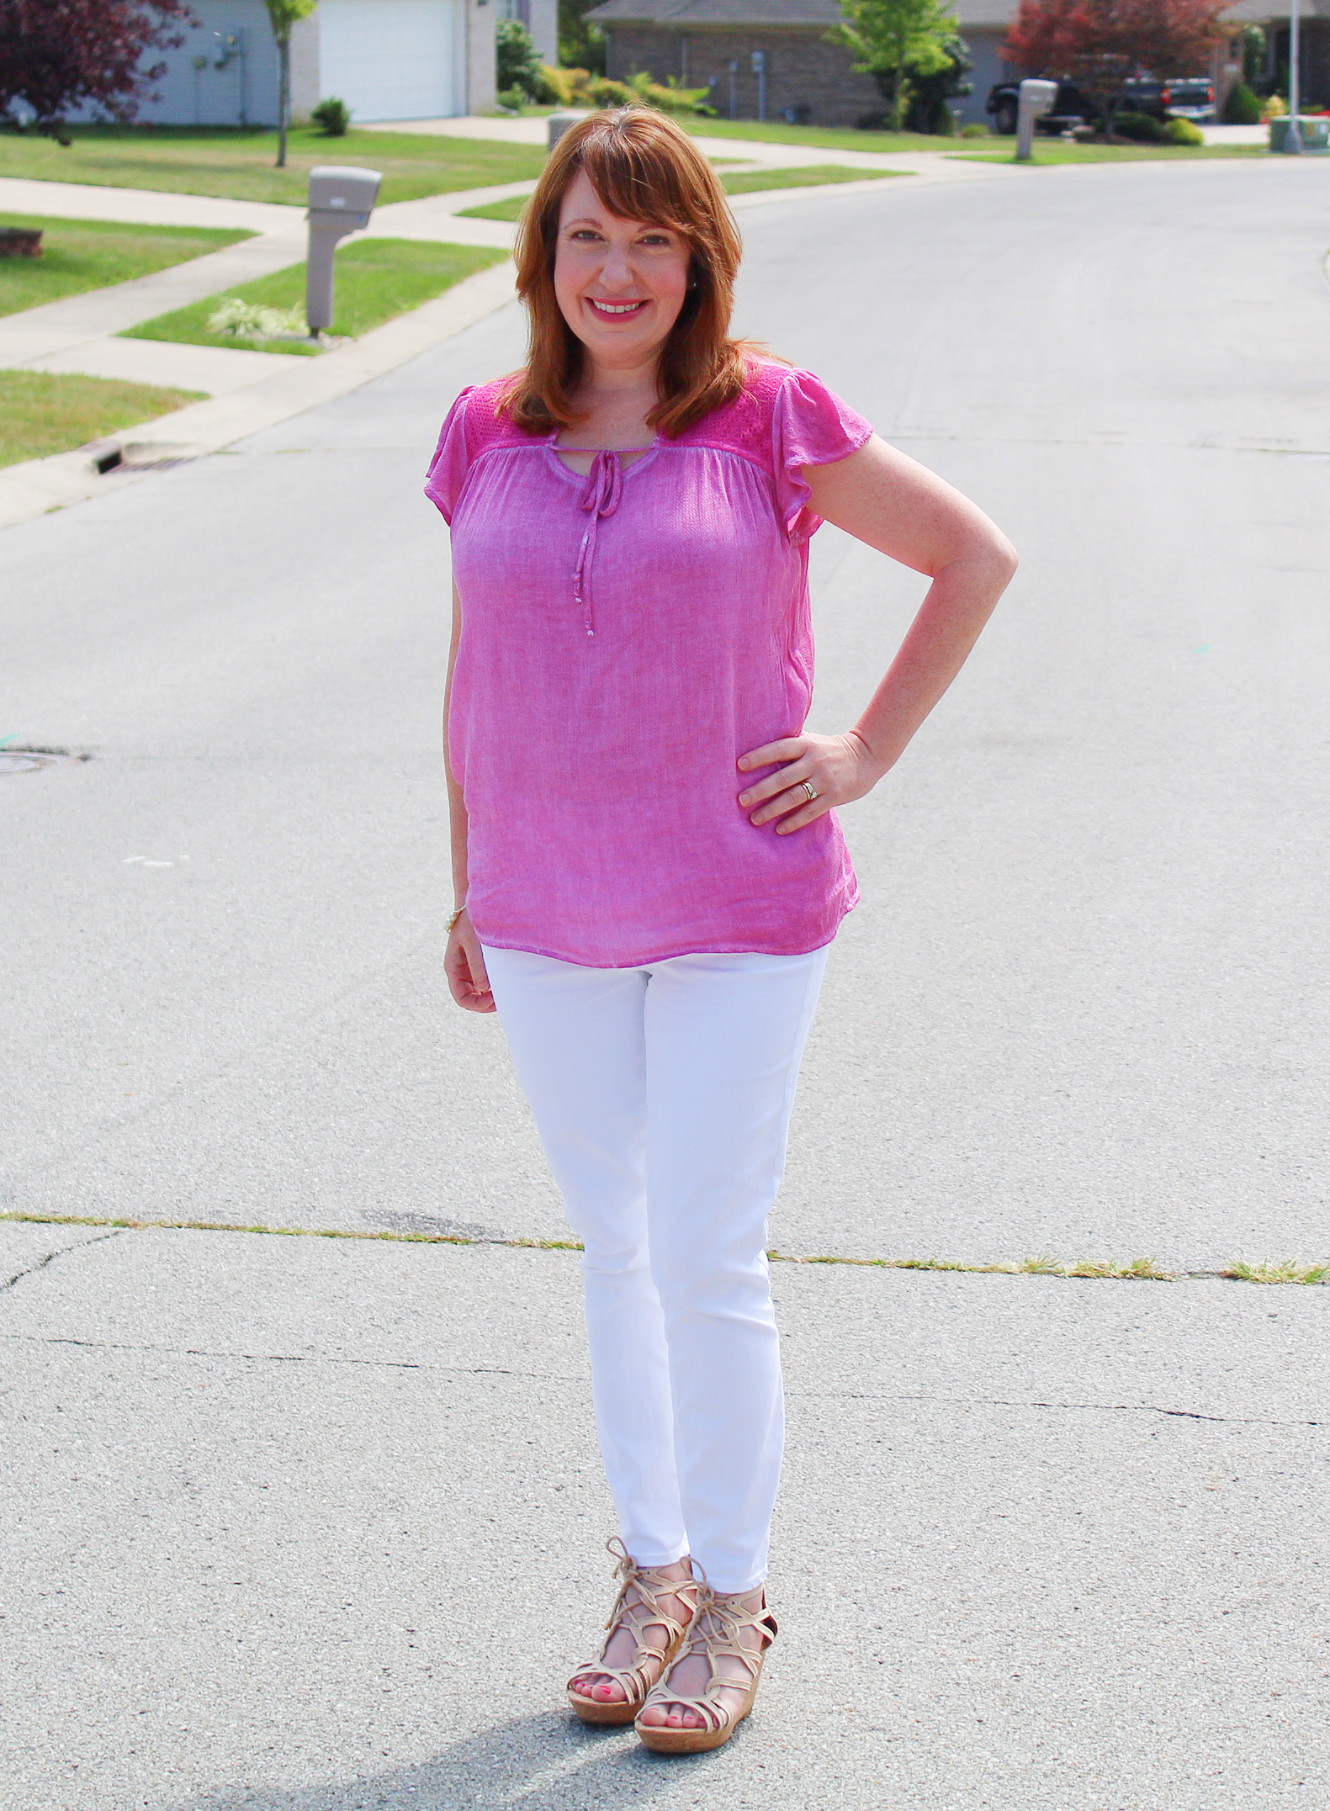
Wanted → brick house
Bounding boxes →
[584,0,1328,129]
[583,0,1023,129]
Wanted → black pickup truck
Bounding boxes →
[986,76,1215,134]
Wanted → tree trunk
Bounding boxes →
[277,35,289,167]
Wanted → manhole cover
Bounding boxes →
[0,750,82,775]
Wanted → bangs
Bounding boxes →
[577,131,705,236]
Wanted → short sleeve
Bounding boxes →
[424,385,476,524]
[771,368,874,541]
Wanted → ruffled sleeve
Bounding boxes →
[424,385,476,524]
[771,368,874,542]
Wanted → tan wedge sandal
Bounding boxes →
[567,1539,700,1727]
[634,1582,777,1754]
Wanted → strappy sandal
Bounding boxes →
[566,1539,699,1727]
[634,1582,778,1754]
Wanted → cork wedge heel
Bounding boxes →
[634,1584,777,1755]
[567,1540,700,1727]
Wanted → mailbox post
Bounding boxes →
[1016,78,1058,161]
[306,165,382,336]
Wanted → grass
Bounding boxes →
[123,236,508,352]
[0,124,546,207]
[0,212,250,319]
[460,162,900,220]
[683,119,958,154]
[3,1210,1327,1285]
[955,141,1266,165]
[721,163,900,193]
[1223,1259,1330,1286]
[0,369,204,469]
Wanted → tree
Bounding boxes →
[263,0,316,168]
[830,0,959,132]
[496,20,545,104]
[904,31,972,133]
[1004,0,1228,140]
[0,0,194,142]
[558,0,606,76]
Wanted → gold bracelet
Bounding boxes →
[446,907,466,934]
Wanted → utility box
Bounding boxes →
[306,165,382,335]
[1016,79,1058,160]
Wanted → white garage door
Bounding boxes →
[319,0,461,121]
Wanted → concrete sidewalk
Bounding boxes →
[2,1216,1325,1810]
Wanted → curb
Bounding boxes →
[0,257,515,533]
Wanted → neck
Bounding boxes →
[577,352,661,412]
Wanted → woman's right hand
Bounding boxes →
[445,910,495,1013]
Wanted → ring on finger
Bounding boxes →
[802,780,818,802]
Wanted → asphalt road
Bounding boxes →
[2,157,1328,1810]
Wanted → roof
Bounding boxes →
[586,0,1325,25]
[585,0,1025,24]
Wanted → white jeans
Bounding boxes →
[482,943,828,1594]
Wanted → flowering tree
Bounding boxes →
[831,0,959,132]
[0,0,194,141]
[1004,0,1228,137]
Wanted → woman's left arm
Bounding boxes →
[738,434,1019,833]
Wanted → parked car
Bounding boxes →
[1159,77,1215,122]
[987,74,1215,134]
[985,79,1098,135]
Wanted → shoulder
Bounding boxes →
[673,358,848,465]
[445,375,537,459]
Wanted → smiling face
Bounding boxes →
[552,168,693,376]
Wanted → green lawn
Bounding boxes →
[720,163,901,193]
[0,213,251,319]
[459,162,899,220]
[0,369,203,469]
[682,119,965,154]
[123,236,508,352]
[954,142,1265,165]
[0,125,546,207]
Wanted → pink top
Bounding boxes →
[426,358,873,968]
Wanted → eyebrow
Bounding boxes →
[562,216,672,232]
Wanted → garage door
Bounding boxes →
[319,0,461,121]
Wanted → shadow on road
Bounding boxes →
[183,1707,736,1809]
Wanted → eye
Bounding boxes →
[638,232,673,247]
[569,228,604,242]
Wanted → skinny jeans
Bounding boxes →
[482,943,828,1595]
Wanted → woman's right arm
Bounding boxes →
[443,579,495,1013]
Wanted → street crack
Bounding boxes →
[1,1229,121,1295]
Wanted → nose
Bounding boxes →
[597,241,636,291]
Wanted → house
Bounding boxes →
[584,0,1328,129]
[105,0,554,129]
[583,0,1022,128]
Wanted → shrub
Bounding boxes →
[585,76,637,106]
[1222,79,1261,125]
[959,121,987,137]
[539,63,576,105]
[1165,116,1204,145]
[208,298,308,340]
[495,85,528,114]
[496,21,545,101]
[310,96,350,135]
[623,70,714,115]
[1113,110,1167,142]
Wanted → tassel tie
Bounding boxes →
[572,449,624,638]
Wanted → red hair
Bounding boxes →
[506,107,747,437]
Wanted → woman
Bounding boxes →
[427,108,1016,1755]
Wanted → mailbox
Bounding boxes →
[306,164,382,335]
[1016,78,1058,161]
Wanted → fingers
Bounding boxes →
[737,737,806,772]
[445,917,496,1013]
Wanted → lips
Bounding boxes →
[587,298,648,318]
